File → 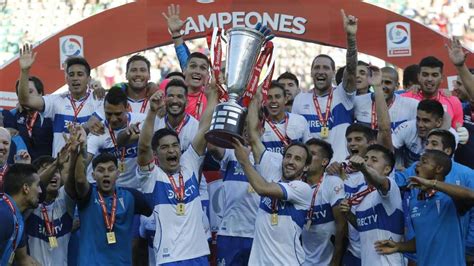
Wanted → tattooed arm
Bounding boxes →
[341,9,358,94]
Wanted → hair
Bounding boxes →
[381,66,399,83]
[165,71,186,80]
[268,81,286,96]
[32,155,55,171]
[426,129,456,157]
[104,87,128,107]
[335,66,346,85]
[277,72,299,87]
[423,149,452,177]
[92,153,118,170]
[357,60,369,67]
[65,57,91,76]
[366,144,395,172]
[403,64,420,87]
[284,142,313,166]
[417,99,444,119]
[312,54,336,71]
[15,76,44,95]
[165,79,188,95]
[126,55,151,73]
[151,128,180,151]
[419,56,444,73]
[345,124,376,142]
[305,138,334,162]
[186,52,211,67]
[3,163,38,195]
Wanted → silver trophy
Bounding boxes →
[205,27,267,149]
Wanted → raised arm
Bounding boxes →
[191,78,218,155]
[371,67,394,151]
[341,10,358,93]
[350,155,390,194]
[232,139,284,198]
[338,199,357,228]
[162,4,190,71]
[447,37,474,100]
[18,44,45,111]
[247,93,265,163]
[71,126,90,199]
[138,91,163,166]
[116,122,141,147]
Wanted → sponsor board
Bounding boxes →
[59,35,84,69]
[386,22,412,57]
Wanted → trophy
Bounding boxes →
[205,26,272,149]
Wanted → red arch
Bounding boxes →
[1,0,471,105]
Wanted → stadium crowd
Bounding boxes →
[2,1,474,266]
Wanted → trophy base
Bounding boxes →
[205,130,245,149]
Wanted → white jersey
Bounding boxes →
[137,147,209,264]
[43,92,102,157]
[139,215,157,266]
[87,113,145,189]
[26,188,75,266]
[354,93,418,130]
[218,150,259,238]
[262,112,310,154]
[292,84,354,162]
[354,178,404,266]
[302,174,345,266]
[154,114,199,152]
[343,170,366,258]
[392,120,459,168]
[248,151,312,265]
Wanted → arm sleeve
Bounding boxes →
[2,110,16,129]
[86,134,101,155]
[127,188,153,217]
[395,162,416,187]
[451,97,464,127]
[42,95,56,118]
[326,176,345,207]
[278,180,312,206]
[255,150,283,182]
[378,178,402,215]
[336,82,356,109]
[175,43,191,71]
[137,166,158,194]
[391,122,409,149]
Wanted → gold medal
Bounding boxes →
[118,161,126,173]
[271,213,278,226]
[176,203,185,216]
[8,252,15,264]
[48,236,58,248]
[247,184,255,193]
[106,231,116,244]
[320,126,329,138]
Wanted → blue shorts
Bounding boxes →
[161,255,208,266]
[342,250,361,266]
[217,235,253,265]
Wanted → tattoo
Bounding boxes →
[343,34,358,92]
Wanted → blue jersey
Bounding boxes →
[0,194,25,266]
[409,188,466,265]
[77,184,152,265]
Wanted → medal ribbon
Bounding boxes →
[26,111,39,137]
[97,191,117,232]
[306,175,324,221]
[206,28,228,102]
[2,195,19,250]
[69,92,90,122]
[168,172,185,202]
[265,114,290,147]
[271,198,278,214]
[0,165,9,192]
[106,118,129,164]
[165,114,188,135]
[348,186,376,205]
[40,204,55,237]
[313,90,333,129]
[370,96,394,130]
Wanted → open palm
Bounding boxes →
[162,4,185,34]
[19,43,36,70]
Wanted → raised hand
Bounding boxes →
[374,240,399,255]
[231,137,251,164]
[124,122,141,137]
[90,79,106,100]
[408,176,434,191]
[19,43,37,70]
[341,9,358,36]
[338,199,351,216]
[368,65,382,87]
[149,90,164,113]
[162,4,186,35]
[349,155,365,171]
[14,150,31,164]
[446,37,468,67]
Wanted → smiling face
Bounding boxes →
[0,129,11,166]
[418,67,443,96]
[381,71,398,101]
[92,161,119,195]
[155,135,182,174]
[166,86,187,117]
[126,60,150,90]
[265,86,287,118]
[184,57,209,90]
[66,64,90,97]
[416,110,442,138]
[282,145,309,181]
[311,57,335,92]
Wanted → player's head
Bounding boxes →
[32,156,62,195]
[277,72,300,105]
[311,54,335,92]
[415,150,452,180]
[0,127,11,166]
[126,55,151,90]
[184,52,210,90]
[64,56,91,96]
[165,79,188,118]
[92,153,119,195]
[152,128,181,174]
[356,61,370,94]
[165,71,186,82]
[305,138,333,174]
[453,69,474,102]
[403,64,419,89]
[345,124,376,156]
[425,129,456,157]
[418,56,444,95]
[265,81,287,118]
[380,67,399,100]
[104,87,129,130]
[4,163,42,209]
[335,66,346,86]
[416,99,444,138]
[282,142,312,181]
[364,144,395,177]
[15,76,44,97]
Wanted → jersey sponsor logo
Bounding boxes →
[356,214,378,227]
[334,184,343,194]
[410,206,421,218]
[167,184,198,200]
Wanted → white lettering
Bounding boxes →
[184,17,200,35]
[292,16,307,34]
[217,12,232,28]
[278,14,293,33]
[245,12,262,28]
[198,13,217,31]
[262,12,279,31]
[356,214,378,227]
[232,11,245,27]
[314,210,326,219]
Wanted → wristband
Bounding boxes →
[172,35,182,39]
